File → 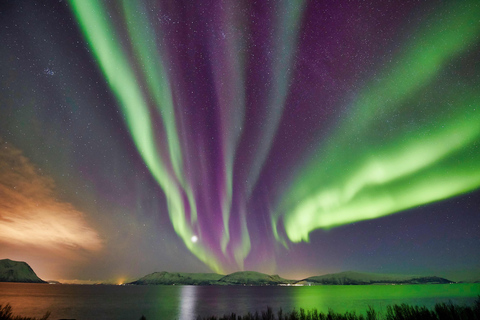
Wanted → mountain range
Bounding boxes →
[129,270,453,286]
[301,271,452,285]
[0,258,465,285]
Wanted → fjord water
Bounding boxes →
[0,283,478,320]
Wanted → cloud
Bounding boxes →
[0,139,102,256]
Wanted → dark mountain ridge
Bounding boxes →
[0,259,46,283]
[217,271,295,285]
[303,271,452,285]
[129,270,454,286]
[129,271,223,285]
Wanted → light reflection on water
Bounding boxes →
[179,286,197,320]
[0,283,478,320]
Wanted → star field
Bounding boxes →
[0,0,479,282]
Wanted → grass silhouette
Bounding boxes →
[2,298,480,320]
[195,298,480,320]
[0,304,50,320]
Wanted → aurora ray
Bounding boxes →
[68,0,223,272]
[48,0,480,276]
[274,1,480,243]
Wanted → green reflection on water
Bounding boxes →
[291,284,480,315]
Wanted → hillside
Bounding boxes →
[129,270,455,286]
[129,271,223,285]
[129,271,294,286]
[303,271,453,285]
[0,259,46,283]
[217,271,294,285]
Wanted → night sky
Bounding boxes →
[0,0,479,283]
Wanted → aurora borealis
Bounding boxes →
[0,1,479,282]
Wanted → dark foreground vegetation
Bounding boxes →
[2,299,480,320]
[0,304,50,320]
[196,298,480,320]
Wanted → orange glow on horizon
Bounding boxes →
[0,140,102,268]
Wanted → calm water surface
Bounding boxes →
[0,283,478,320]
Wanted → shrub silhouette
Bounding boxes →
[0,304,50,320]
[196,297,480,320]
